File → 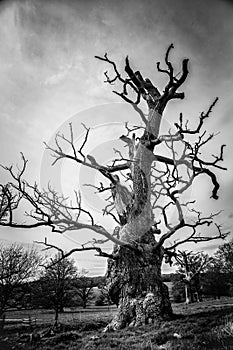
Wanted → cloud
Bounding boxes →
[44,63,74,86]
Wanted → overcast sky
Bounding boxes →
[0,0,233,275]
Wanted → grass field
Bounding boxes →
[4,305,117,326]
[1,298,233,349]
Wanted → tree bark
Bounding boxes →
[104,231,172,331]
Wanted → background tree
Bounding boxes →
[174,251,210,304]
[0,45,228,330]
[38,253,77,326]
[202,265,230,299]
[171,273,186,303]
[95,284,112,307]
[73,269,95,309]
[202,241,233,298]
[213,240,233,275]
[0,243,41,326]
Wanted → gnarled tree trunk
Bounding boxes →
[102,64,174,330]
[104,231,172,331]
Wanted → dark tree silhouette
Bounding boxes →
[0,45,228,330]
[73,270,95,309]
[0,244,41,328]
[202,267,230,299]
[202,240,233,298]
[39,253,77,326]
[213,240,233,274]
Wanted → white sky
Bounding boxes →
[0,0,233,275]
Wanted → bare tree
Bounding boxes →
[175,251,210,304]
[39,253,77,326]
[0,45,228,330]
[0,243,41,327]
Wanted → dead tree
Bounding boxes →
[0,45,228,330]
[175,251,210,304]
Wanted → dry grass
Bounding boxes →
[2,298,233,349]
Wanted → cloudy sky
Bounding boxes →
[0,0,233,275]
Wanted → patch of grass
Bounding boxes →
[2,299,233,350]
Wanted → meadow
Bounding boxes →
[1,298,233,349]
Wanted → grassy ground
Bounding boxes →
[4,305,117,326]
[1,298,233,349]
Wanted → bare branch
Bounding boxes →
[35,239,117,263]
[174,98,219,135]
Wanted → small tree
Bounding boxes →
[171,273,185,303]
[202,240,233,298]
[96,285,112,306]
[73,270,95,309]
[40,253,77,325]
[0,244,41,325]
[202,267,229,299]
[175,251,210,304]
[214,240,233,274]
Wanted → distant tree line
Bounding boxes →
[1,238,233,328]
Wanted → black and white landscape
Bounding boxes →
[0,0,233,349]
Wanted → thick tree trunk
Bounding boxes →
[104,231,172,331]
